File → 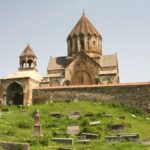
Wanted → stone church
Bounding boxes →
[0,45,42,105]
[0,13,119,105]
[41,13,119,86]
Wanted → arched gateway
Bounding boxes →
[6,82,24,105]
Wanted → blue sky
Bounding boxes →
[0,0,150,82]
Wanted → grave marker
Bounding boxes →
[67,125,80,135]
[33,109,42,136]
[52,138,73,145]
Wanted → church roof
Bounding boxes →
[2,70,42,82]
[67,13,102,39]
[20,44,37,58]
[100,54,118,67]
[47,56,66,70]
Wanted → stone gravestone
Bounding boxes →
[1,108,9,112]
[89,121,100,126]
[81,133,100,140]
[33,109,42,136]
[50,112,63,118]
[100,112,112,117]
[76,139,91,144]
[105,136,121,142]
[69,112,80,119]
[19,109,27,113]
[84,112,94,117]
[118,116,125,120]
[52,138,73,145]
[67,125,80,135]
[108,124,124,131]
[48,146,71,150]
[117,133,139,142]
[105,133,139,142]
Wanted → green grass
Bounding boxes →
[0,101,150,150]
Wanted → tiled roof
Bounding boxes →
[67,14,102,39]
[100,54,118,67]
[20,44,36,58]
[47,56,66,70]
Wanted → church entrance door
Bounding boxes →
[6,82,24,105]
[72,71,91,85]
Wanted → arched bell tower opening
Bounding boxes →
[6,82,24,105]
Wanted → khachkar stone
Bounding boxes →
[33,109,42,136]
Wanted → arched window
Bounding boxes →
[27,59,33,68]
[87,34,91,51]
[21,60,26,68]
[79,34,84,50]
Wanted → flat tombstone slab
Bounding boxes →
[48,146,71,150]
[105,133,139,142]
[19,109,27,114]
[131,114,137,118]
[105,136,121,142]
[77,139,91,144]
[100,112,112,117]
[117,133,139,141]
[0,141,29,150]
[52,138,73,145]
[81,133,100,140]
[108,124,124,130]
[118,116,126,120]
[69,112,80,119]
[50,112,63,118]
[84,112,94,117]
[1,108,9,112]
[67,125,80,135]
[89,121,100,126]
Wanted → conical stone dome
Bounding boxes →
[19,44,37,71]
[67,13,102,39]
[67,14,102,57]
[20,44,37,58]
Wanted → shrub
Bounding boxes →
[39,136,49,146]
[80,118,89,127]
[81,126,99,134]
[17,121,31,129]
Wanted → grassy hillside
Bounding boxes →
[0,101,150,150]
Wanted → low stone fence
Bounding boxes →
[33,82,150,113]
[0,141,29,150]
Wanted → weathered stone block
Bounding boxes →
[52,138,73,145]
[81,133,100,140]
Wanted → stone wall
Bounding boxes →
[33,82,150,113]
[0,141,29,150]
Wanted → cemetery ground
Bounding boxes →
[0,101,150,150]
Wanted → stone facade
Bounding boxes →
[0,141,29,150]
[0,45,42,105]
[33,82,150,113]
[41,13,119,86]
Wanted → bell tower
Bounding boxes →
[19,44,37,71]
